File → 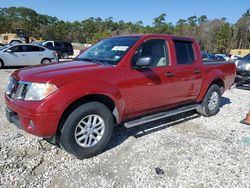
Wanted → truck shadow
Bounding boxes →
[106,110,201,151]
[107,97,231,152]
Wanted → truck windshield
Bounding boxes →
[77,36,140,65]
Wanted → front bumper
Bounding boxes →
[235,69,250,87]
[5,95,60,138]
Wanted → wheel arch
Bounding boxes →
[197,76,225,102]
[57,93,120,136]
[209,78,225,93]
[0,58,4,68]
[41,57,51,64]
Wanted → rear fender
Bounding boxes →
[196,69,225,102]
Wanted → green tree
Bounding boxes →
[153,13,167,27]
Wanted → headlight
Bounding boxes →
[6,77,58,101]
[238,64,250,71]
[24,83,58,101]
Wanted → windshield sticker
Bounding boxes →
[112,46,129,51]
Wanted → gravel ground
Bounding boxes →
[0,68,250,188]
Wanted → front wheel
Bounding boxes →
[59,102,114,159]
[197,84,222,117]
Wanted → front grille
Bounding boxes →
[6,77,30,100]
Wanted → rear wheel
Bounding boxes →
[197,84,222,117]
[41,58,51,64]
[59,102,114,159]
[61,52,69,59]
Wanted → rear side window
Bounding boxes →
[55,42,63,47]
[63,42,72,47]
[26,45,45,52]
[174,41,195,65]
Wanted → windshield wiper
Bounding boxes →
[74,58,103,65]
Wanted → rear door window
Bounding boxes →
[174,41,195,65]
[26,45,45,52]
[55,42,63,47]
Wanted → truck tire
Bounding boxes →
[59,102,114,159]
[197,84,222,117]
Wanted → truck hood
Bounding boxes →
[13,61,113,86]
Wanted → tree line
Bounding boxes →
[0,7,249,53]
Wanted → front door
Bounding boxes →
[4,45,27,66]
[124,38,177,117]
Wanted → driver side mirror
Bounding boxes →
[134,56,153,68]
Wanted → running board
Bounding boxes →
[124,104,201,128]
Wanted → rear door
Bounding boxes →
[172,39,203,103]
[25,45,45,65]
[4,45,27,66]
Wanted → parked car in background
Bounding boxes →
[5,34,236,158]
[239,53,250,62]
[203,54,226,61]
[215,54,230,61]
[40,41,73,59]
[0,44,58,69]
[230,54,242,61]
[235,53,250,88]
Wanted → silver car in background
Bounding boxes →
[0,44,58,69]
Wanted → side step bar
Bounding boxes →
[124,104,201,128]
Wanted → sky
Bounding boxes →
[0,0,249,25]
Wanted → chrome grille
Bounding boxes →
[6,77,30,100]
[6,77,18,98]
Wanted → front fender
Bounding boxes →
[37,79,125,123]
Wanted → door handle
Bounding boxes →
[165,72,175,77]
[21,54,26,56]
[193,68,201,74]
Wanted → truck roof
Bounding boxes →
[111,34,194,41]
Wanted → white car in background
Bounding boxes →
[0,44,58,69]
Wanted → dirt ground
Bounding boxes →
[0,68,250,188]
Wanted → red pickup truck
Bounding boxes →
[5,34,236,158]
